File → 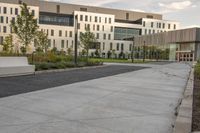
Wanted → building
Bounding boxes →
[0,0,180,57]
[135,28,200,61]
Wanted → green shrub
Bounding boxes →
[195,62,200,79]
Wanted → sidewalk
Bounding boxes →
[0,63,191,133]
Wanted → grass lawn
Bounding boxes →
[89,58,149,63]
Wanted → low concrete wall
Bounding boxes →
[0,57,35,77]
[173,67,194,133]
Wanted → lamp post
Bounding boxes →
[74,14,78,66]
[131,36,135,63]
[143,41,146,62]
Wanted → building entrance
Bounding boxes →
[176,51,194,62]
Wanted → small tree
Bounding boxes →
[1,34,14,53]
[79,28,96,62]
[11,3,38,54]
[34,31,49,53]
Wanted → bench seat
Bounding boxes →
[0,57,35,77]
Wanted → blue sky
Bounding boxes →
[45,0,200,28]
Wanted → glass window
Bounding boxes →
[3,26,6,33]
[110,43,113,50]
[121,43,124,51]
[95,16,98,22]
[151,22,153,28]
[51,29,54,36]
[59,30,62,37]
[103,34,106,39]
[96,33,99,39]
[80,15,83,21]
[116,43,119,51]
[109,18,111,23]
[15,8,18,15]
[85,15,88,21]
[61,40,64,48]
[97,25,100,31]
[3,7,6,14]
[10,8,13,14]
[70,31,72,37]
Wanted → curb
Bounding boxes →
[173,68,194,133]
[35,65,105,74]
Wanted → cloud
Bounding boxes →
[158,0,196,13]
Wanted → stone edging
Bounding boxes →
[34,65,105,74]
[173,66,194,133]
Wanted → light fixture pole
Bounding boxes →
[74,14,78,66]
[131,36,135,63]
[143,41,146,62]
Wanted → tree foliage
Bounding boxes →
[79,28,96,61]
[1,34,14,53]
[11,3,38,54]
[34,31,49,53]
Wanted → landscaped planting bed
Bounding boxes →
[192,62,200,131]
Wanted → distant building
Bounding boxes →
[135,28,200,61]
[0,0,180,57]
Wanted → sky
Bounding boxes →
[44,0,200,28]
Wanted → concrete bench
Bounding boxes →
[0,57,35,77]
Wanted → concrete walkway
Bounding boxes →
[0,63,191,133]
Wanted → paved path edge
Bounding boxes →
[173,65,194,133]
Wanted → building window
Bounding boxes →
[116,43,119,51]
[0,16,3,23]
[70,31,72,37]
[0,36,3,44]
[3,7,6,14]
[51,29,54,36]
[129,44,132,51]
[96,33,99,39]
[90,16,92,22]
[95,16,98,22]
[53,39,55,47]
[103,42,105,50]
[103,34,106,40]
[80,15,83,21]
[15,8,18,15]
[174,24,176,29]
[64,31,67,37]
[99,17,101,23]
[97,25,100,31]
[80,7,87,11]
[163,23,165,29]
[145,29,147,34]
[149,29,151,34]
[61,40,65,48]
[105,18,107,23]
[66,40,68,48]
[3,26,6,33]
[77,23,80,29]
[59,30,62,37]
[102,25,104,31]
[111,26,113,32]
[143,21,145,27]
[93,24,95,30]
[168,24,171,29]
[109,18,111,23]
[159,23,161,28]
[110,43,113,50]
[85,15,88,21]
[108,34,111,40]
[32,10,35,16]
[48,39,51,47]
[10,8,13,15]
[126,13,129,20]
[6,17,8,23]
[151,22,154,28]
[121,43,124,51]
[56,5,60,14]
[18,0,22,4]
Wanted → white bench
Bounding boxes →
[0,57,35,77]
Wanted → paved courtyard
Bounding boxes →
[0,63,191,133]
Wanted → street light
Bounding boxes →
[74,14,78,66]
[143,41,146,62]
[131,36,135,63]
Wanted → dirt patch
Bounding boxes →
[192,75,200,131]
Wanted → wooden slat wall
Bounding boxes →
[135,28,200,46]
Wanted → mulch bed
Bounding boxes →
[192,75,200,131]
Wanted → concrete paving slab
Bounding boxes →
[0,63,191,133]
